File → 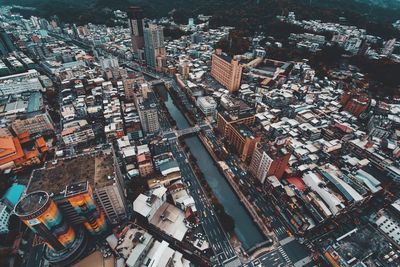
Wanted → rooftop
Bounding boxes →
[2,183,26,208]
[149,202,188,241]
[28,150,115,195]
[234,123,255,138]
[14,191,49,217]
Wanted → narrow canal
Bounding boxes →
[158,84,265,250]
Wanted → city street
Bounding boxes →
[154,89,239,266]
[204,129,290,241]
[168,139,239,266]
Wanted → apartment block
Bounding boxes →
[211,49,243,93]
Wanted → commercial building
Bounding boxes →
[28,149,127,224]
[127,6,145,59]
[374,198,400,246]
[135,84,160,134]
[15,191,87,266]
[249,143,291,183]
[11,112,55,136]
[64,182,108,235]
[143,23,166,71]
[0,133,48,172]
[196,96,217,116]
[217,112,258,161]
[0,183,25,234]
[0,28,15,56]
[211,49,243,93]
[0,70,43,96]
[0,203,10,234]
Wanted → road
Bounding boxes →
[203,129,290,242]
[168,139,239,266]
[153,86,239,266]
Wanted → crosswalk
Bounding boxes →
[278,247,292,264]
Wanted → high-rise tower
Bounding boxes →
[211,49,243,93]
[15,191,87,266]
[143,22,166,71]
[128,6,145,60]
[0,28,15,56]
[65,182,107,235]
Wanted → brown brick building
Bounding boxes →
[211,49,243,93]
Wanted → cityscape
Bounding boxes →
[0,1,399,267]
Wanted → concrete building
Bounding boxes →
[0,202,10,234]
[141,240,190,267]
[0,70,42,96]
[382,38,396,56]
[135,84,160,134]
[100,56,119,70]
[143,23,166,71]
[28,149,127,224]
[375,199,400,246]
[211,49,243,93]
[368,115,392,139]
[217,112,255,138]
[217,112,259,161]
[138,153,154,177]
[133,187,167,221]
[11,112,55,136]
[0,133,48,172]
[61,126,95,147]
[0,28,16,56]
[196,96,217,116]
[179,60,190,80]
[249,143,291,183]
[128,6,145,59]
[15,191,87,266]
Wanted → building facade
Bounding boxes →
[143,23,166,71]
[211,49,243,93]
[15,191,87,266]
[11,112,55,136]
[196,96,217,116]
[249,143,291,183]
[127,6,145,59]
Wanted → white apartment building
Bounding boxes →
[197,96,217,116]
[0,203,10,234]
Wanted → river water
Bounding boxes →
[159,85,265,250]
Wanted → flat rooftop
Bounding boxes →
[234,123,255,138]
[72,251,115,267]
[28,150,115,195]
[322,225,399,266]
[15,191,49,217]
[149,202,188,241]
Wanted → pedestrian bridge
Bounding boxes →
[150,79,164,86]
[163,125,201,139]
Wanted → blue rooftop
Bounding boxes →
[27,92,43,112]
[3,183,26,208]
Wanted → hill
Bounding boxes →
[2,0,399,38]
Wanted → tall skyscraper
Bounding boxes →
[0,28,15,56]
[65,182,108,235]
[143,22,166,71]
[211,48,243,93]
[135,83,160,134]
[15,191,87,266]
[249,143,290,183]
[128,6,145,59]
